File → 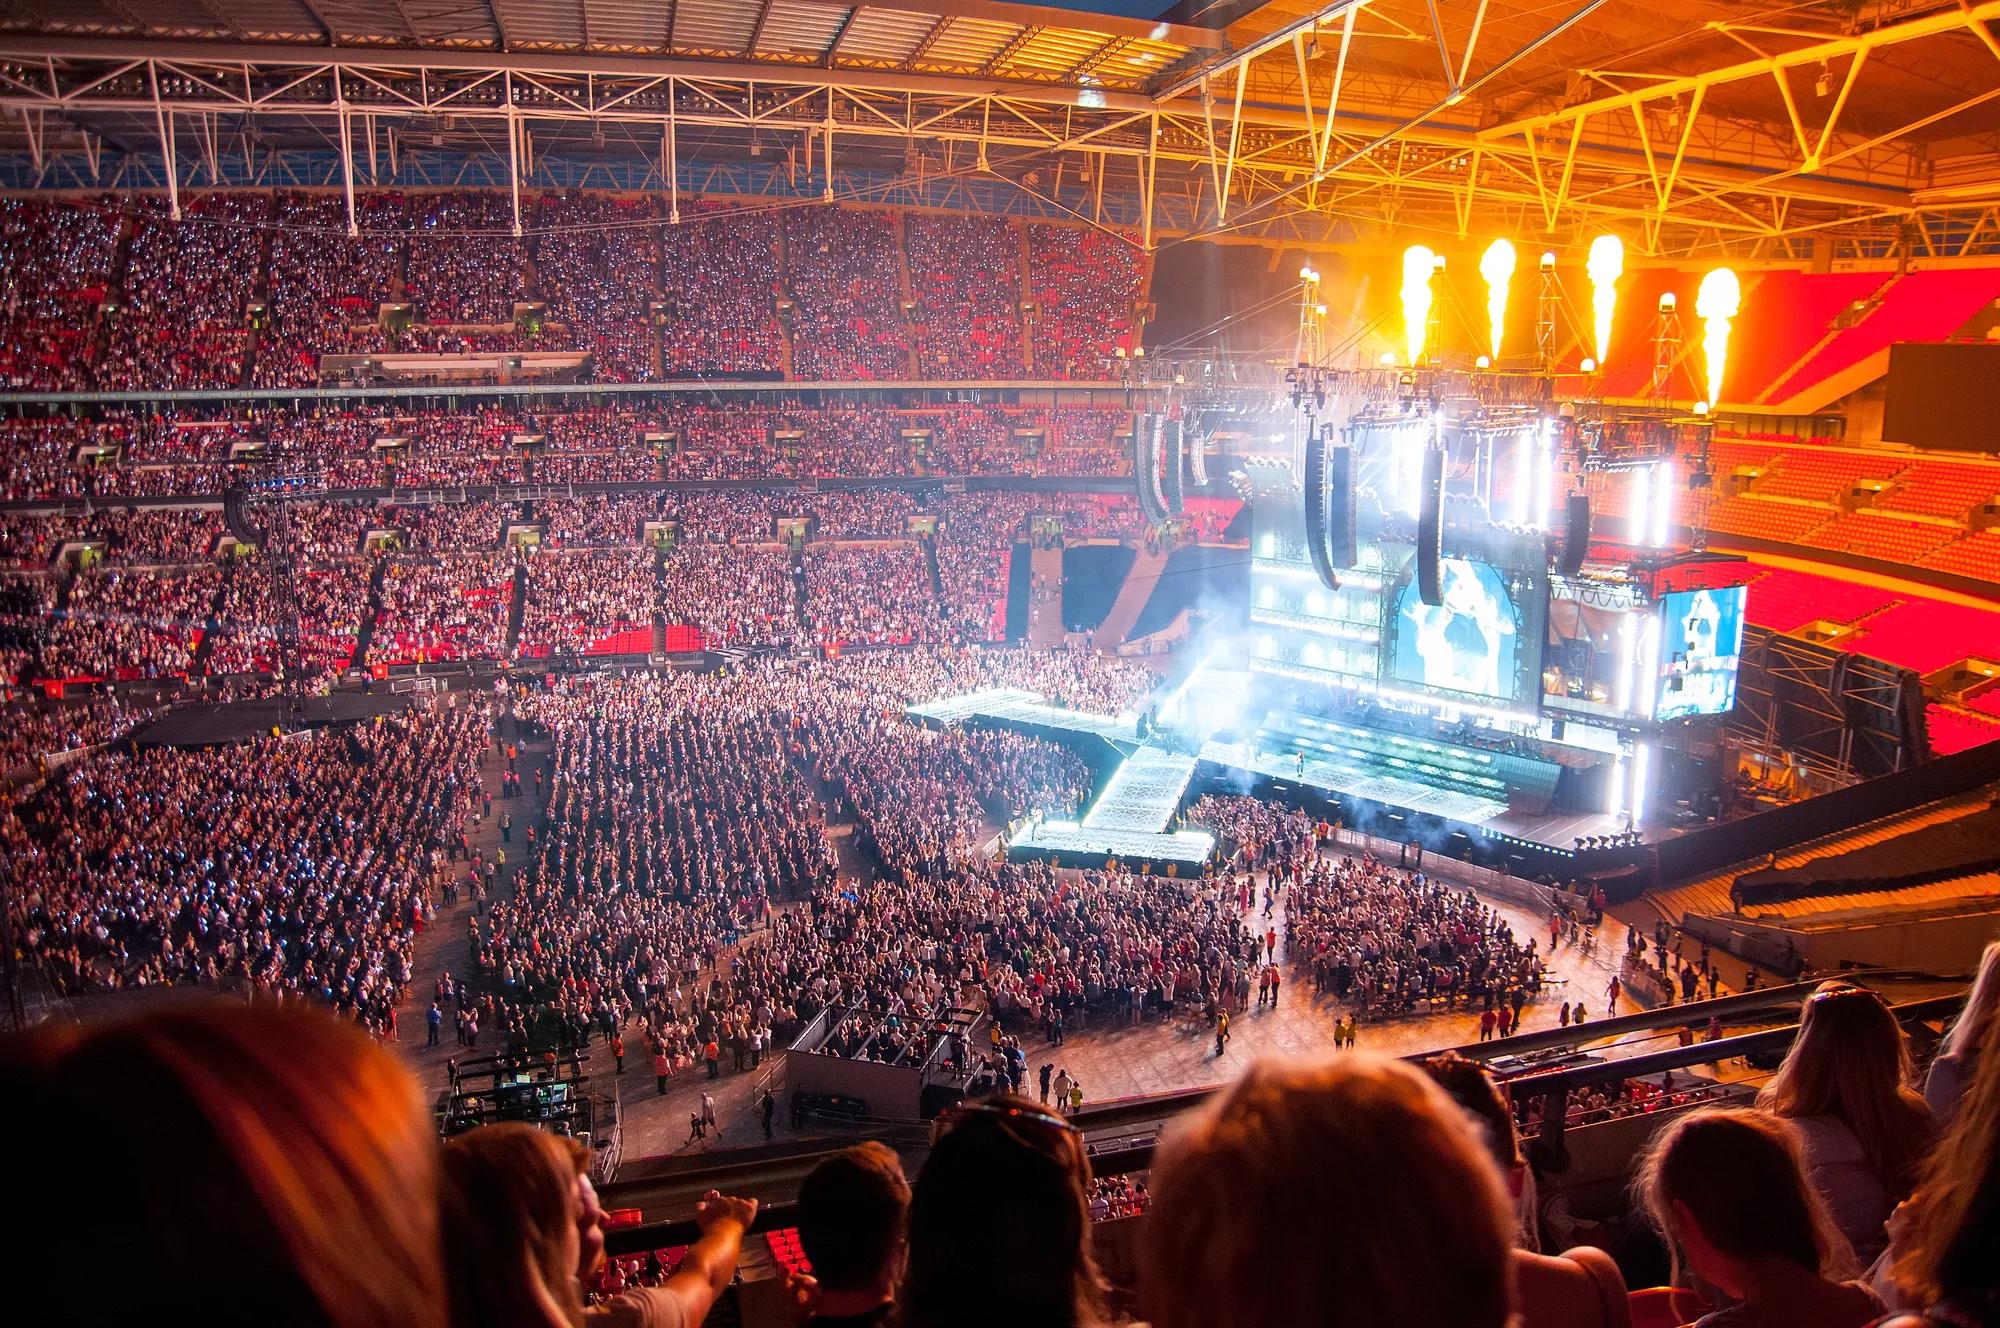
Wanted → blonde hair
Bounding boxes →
[1636,1107,1857,1284]
[440,1124,592,1328]
[1140,1053,1516,1328]
[6,1000,444,1328]
[1939,940,2000,1062]
[1895,1007,2000,1308]
[1757,981,1935,1199]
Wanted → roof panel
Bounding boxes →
[923,17,1020,68]
[835,7,935,62]
[580,0,667,49]
[755,0,849,58]
[673,0,760,50]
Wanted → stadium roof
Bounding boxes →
[1,0,1998,257]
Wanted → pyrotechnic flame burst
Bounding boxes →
[1696,267,1741,408]
[1586,234,1624,366]
[1480,238,1516,361]
[1401,245,1437,366]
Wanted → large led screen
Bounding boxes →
[1390,558,1522,702]
[1656,585,1746,720]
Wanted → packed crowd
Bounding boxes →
[40,564,219,681]
[4,702,489,1016]
[657,542,798,648]
[0,192,1147,391]
[367,555,514,666]
[803,542,943,648]
[515,549,658,658]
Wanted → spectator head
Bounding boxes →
[1141,1053,1515,1328]
[5,999,443,1328]
[439,1123,592,1328]
[1636,1107,1856,1295]
[1420,1049,1524,1180]
[899,1094,1107,1328]
[797,1141,910,1297]
[1894,1010,2000,1312]
[1757,981,1934,1197]
[1940,939,2000,1063]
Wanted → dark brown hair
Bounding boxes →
[440,1123,591,1328]
[799,1141,911,1292]
[1894,1008,2000,1309]
[896,1093,1109,1328]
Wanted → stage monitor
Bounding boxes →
[1388,557,1529,705]
[1656,585,1747,720]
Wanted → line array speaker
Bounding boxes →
[1560,493,1591,575]
[1416,447,1445,606]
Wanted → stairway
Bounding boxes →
[773,225,797,380]
[503,559,528,656]
[1014,219,1036,375]
[1026,538,1066,646]
[351,557,388,665]
[892,211,920,378]
[1091,543,1169,651]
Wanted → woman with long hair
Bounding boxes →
[896,1094,1113,1328]
[1878,1008,2000,1328]
[1140,1053,1516,1328]
[4,1000,446,1328]
[1636,1108,1879,1328]
[1925,941,2000,1128]
[1757,982,1936,1262]
[441,1122,755,1328]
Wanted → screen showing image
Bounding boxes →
[1390,557,1520,701]
[1656,585,1747,720]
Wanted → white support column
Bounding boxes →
[334,66,358,236]
[148,61,181,220]
[1142,111,1158,248]
[666,79,679,223]
[504,71,523,237]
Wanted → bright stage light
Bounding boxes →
[1696,267,1741,409]
[1650,459,1675,546]
[1512,426,1533,525]
[1628,464,1651,544]
[1480,238,1516,361]
[1579,357,1597,373]
[1631,742,1653,823]
[1401,245,1438,365]
[1586,234,1623,366]
[1532,417,1554,529]
[1379,351,1397,366]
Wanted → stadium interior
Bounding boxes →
[2,0,2000,1325]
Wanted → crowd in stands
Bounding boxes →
[658,542,797,648]
[534,193,660,383]
[0,192,1147,390]
[516,549,657,658]
[40,564,218,680]
[0,196,121,391]
[367,555,513,665]
[783,207,913,380]
[803,542,942,647]
[99,194,264,391]
[207,556,370,677]
[905,214,1027,378]
[657,201,785,378]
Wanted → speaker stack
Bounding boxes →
[1416,447,1445,606]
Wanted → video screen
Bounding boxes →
[1656,585,1746,720]
[1390,558,1521,702]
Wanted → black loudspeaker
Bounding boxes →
[1560,493,1591,575]
[222,485,263,546]
[1303,426,1340,590]
[1415,447,1445,606]
[1133,415,1166,522]
[1162,417,1185,516]
[1327,444,1357,569]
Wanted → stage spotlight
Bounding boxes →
[1580,356,1597,373]
[1540,251,1556,270]
[1379,351,1397,366]
[1476,354,1492,369]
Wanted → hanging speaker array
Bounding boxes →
[1560,493,1592,575]
[1133,415,1165,522]
[1162,417,1185,516]
[1302,426,1341,591]
[1416,447,1446,606]
[1326,444,1357,570]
